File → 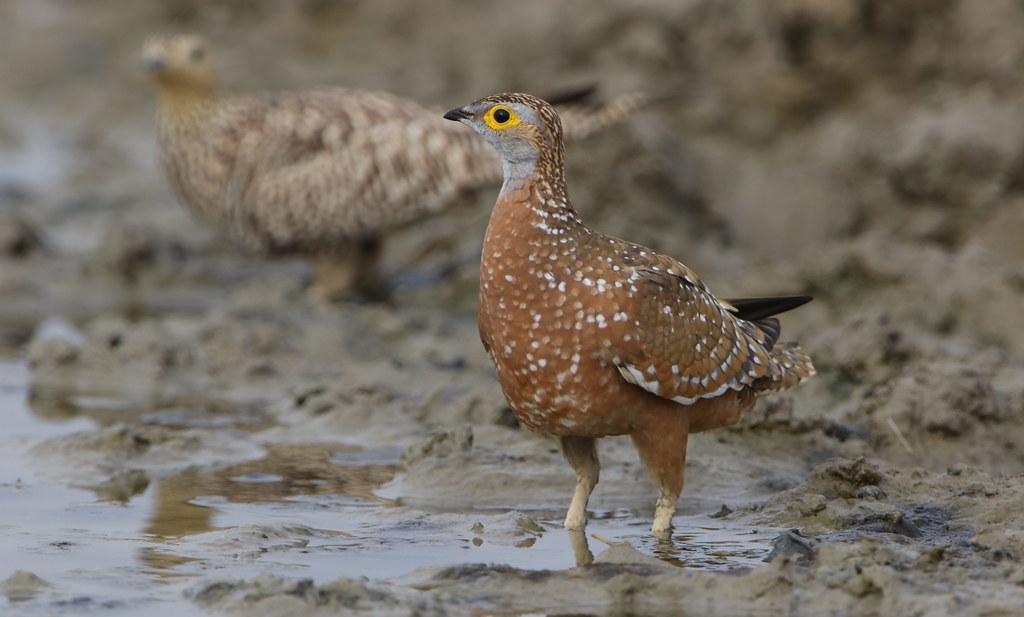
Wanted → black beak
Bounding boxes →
[443,107,471,122]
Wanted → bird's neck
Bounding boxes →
[155,81,218,128]
[490,156,586,250]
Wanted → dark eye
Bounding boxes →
[189,47,205,62]
[493,108,511,124]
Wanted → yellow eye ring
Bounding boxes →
[484,105,520,130]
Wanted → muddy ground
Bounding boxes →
[2,0,1024,615]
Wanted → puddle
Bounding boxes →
[0,358,781,615]
[0,362,193,616]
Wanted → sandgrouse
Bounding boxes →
[141,34,652,299]
[444,93,814,538]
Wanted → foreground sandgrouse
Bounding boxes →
[141,34,652,299]
[444,93,815,537]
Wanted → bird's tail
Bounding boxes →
[754,342,816,393]
[555,91,662,142]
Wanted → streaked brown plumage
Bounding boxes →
[141,34,652,298]
[445,93,814,538]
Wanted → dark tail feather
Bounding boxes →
[727,295,811,350]
[754,317,782,349]
[542,84,599,106]
[726,295,812,322]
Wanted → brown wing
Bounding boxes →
[611,256,775,405]
[220,89,501,252]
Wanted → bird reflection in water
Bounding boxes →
[133,444,394,572]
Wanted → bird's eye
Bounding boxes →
[189,47,205,62]
[484,105,520,130]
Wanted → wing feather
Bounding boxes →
[611,257,774,404]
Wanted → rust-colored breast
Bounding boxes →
[478,185,630,436]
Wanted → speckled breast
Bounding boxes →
[479,222,653,438]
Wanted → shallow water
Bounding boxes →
[0,361,189,615]
[0,358,782,615]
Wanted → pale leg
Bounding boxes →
[651,483,680,539]
[559,435,599,530]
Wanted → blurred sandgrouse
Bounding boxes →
[141,34,652,299]
[444,93,814,538]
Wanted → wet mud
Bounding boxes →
[2,1,1024,615]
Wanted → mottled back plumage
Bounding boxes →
[445,92,814,537]
[142,36,653,296]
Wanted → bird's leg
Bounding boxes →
[308,236,384,301]
[559,435,599,530]
[309,241,360,302]
[351,236,386,298]
[651,480,681,539]
[630,415,690,539]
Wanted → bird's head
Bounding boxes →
[141,34,216,96]
[444,93,564,177]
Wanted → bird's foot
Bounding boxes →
[563,510,588,531]
[651,511,674,539]
[651,522,673,540]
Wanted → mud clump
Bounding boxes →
[190,574,414,615]
[808,457,886,500]
[1,570,52,603]
[857,360,1024,472]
